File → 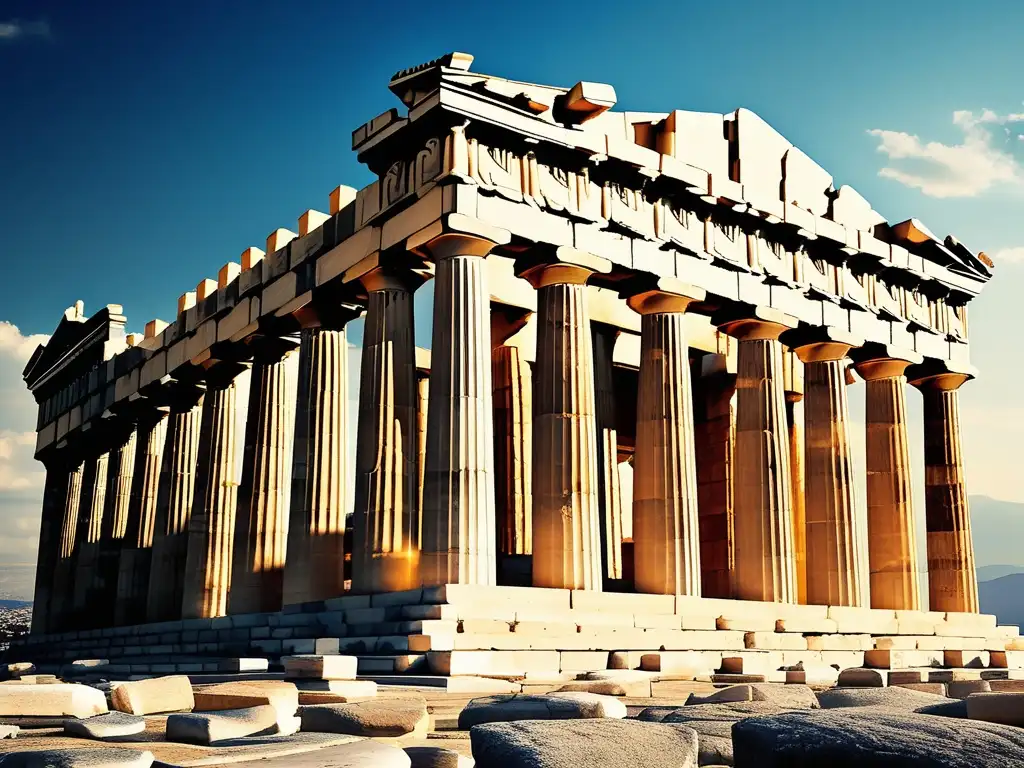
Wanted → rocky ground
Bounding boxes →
[1,658,1024,766]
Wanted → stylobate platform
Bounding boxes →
[8,586,1021,680]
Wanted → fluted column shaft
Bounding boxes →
[592,325,623,581]
[49,460,86,630]
[350,277,419,593]
[858,359,921,610]
[632,305,701,595]
[800,350,864,607]
[722,318,797,603]
[182,366,248,619]
[79,425,138,629]
[493,344,533,557]
[229,341,299,614]
[917,375,978,613]
[530,267,602,591]
[31,462,71,634]
[115,410,168,625]
[283,322,355,604]
[147,397,204,622]
[61,454,103,628]
[421,237,500,586]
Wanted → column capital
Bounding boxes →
[714,305,798,341]
[291,296,363,332]
[847,344,921,382]
[622,277,706,315]
[359,266,427,294]
[851,344,923,382]
[516,246,612,289]
[201,360,251,389]
[410,213,511,261]
[784,326,864,364]
[247,332,301,363]
[908,360,977,391]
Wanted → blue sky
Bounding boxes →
[0,1,1022,565]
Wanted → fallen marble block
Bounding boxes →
[732,709,1024,767]
[292,680,378,700]
[470,719,699,768]
[65,712,146,739]
[299,699,429,738]
[637,701,798,766]
[404,746,474,768]
[165,704,280,745]
[282,655,358,680]
[816,685,951,712]
[192,681,298,718]
[967,691,1024,727]
[0,748,155,767]
[458,693,625,729]
[111,676,194,715]
[686,683,818,709]
[0,683,108,718]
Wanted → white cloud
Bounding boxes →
[867,108,1024,198]
[0,19,50,41]
[0,322,50,570]
[989,246,1024,265]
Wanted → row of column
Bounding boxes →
[34,233,979,633]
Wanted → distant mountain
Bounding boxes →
[978,564,1024,583]
[980,573,1024,628]
[0,601,29,611]
[969,496,1024,571]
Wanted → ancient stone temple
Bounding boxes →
[17,53,1007,681]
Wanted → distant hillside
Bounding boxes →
[980,573,1024,628]
[0,565,34,603]
[978,564,1024,583]
[970,496,1024,571]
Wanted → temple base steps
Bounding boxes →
[11,584,1021,686]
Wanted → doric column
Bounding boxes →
[692,358,736,598]
[31,460,72,634]
[63,452,105,629]
[115,408,169,626]
[791,329,865,607]
[717,308,798,603]
[420,219,510,586]
[626,281,706,596]
[229,337,300,614]
[75,423,137,629]
[182,363,250,619]
[911,367,979,613]
[853,348,922,610]
[283,307,360,604]
[349,270,419,593]
[49,460,85,630]
[147,390,204,622]
[522,249,611,591]
[492,344,533,557]
[592,324,623,581]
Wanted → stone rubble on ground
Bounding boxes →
[64,712,146,739]
[110,675,194,715]
[298,699,430,738]
[165,703,282,745]
[0,748,155,767]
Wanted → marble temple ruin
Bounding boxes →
[16,53,1001,674]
